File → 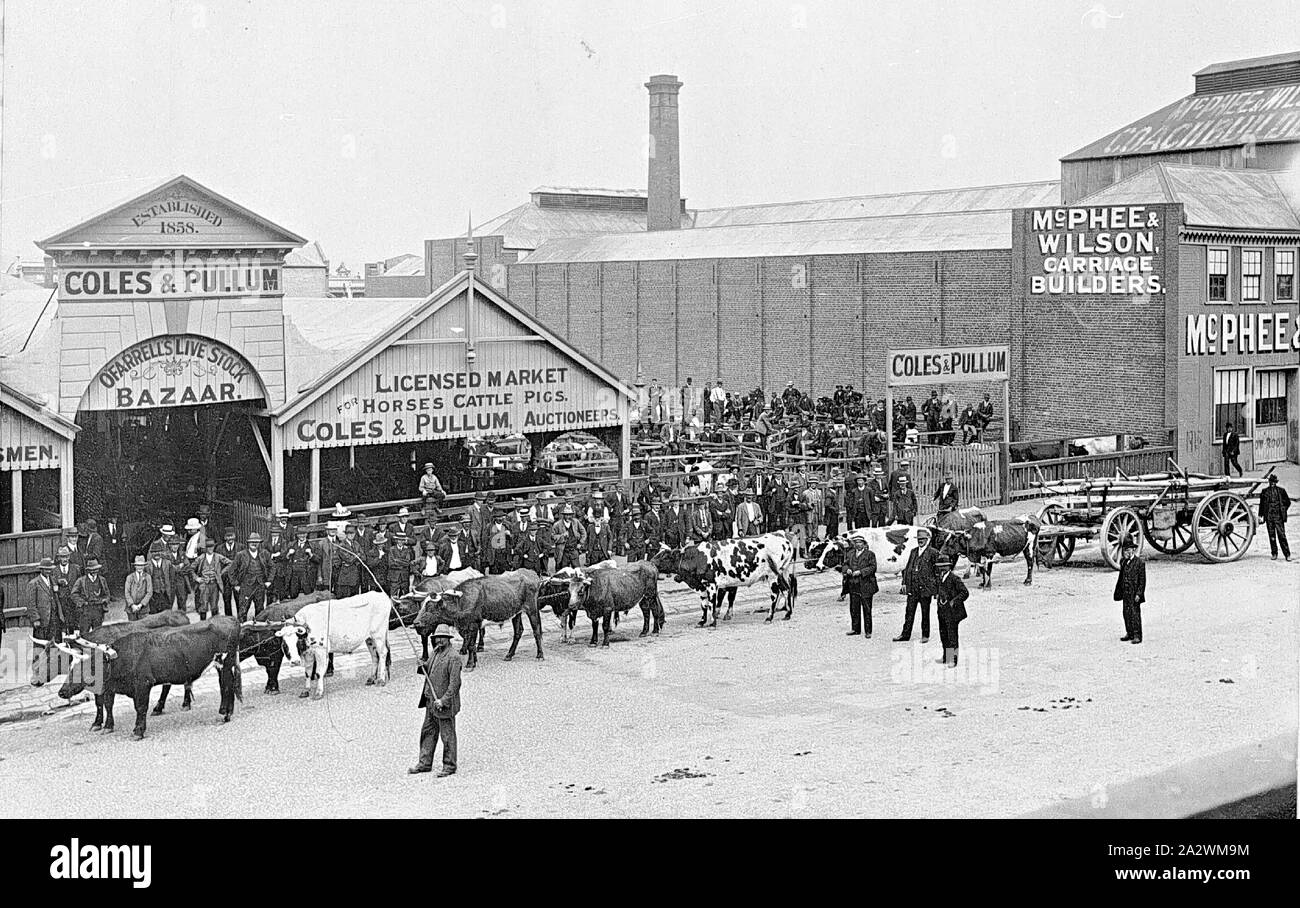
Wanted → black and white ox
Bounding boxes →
[560,562,666,646]
[940,515,1042,588]
[55,616,242,740]
[654,532,798,627]
[274,591,392,699]
[805,526,934,577]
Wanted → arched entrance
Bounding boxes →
[73,334,272,546]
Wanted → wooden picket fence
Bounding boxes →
[1,528,65,627]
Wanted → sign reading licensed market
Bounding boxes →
[81,335,265,411]
[287,348,626,449]
[1027,206,1164,296]
[887,345,1009,387]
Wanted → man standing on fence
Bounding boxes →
[1114,537,1146,644]
[1258,474,1292,561]
[976,393,994,439]
[934,472,959,515]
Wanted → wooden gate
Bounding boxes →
[908,444,1001,515]
[1,529,64,627]
[226,499,271,545]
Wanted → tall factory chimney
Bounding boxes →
[645,74,683,231]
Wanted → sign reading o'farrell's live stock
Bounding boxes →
[1026,206,1165,296]
[288,360,624,447]
[887,345,1010,387]
[82,334,264,411]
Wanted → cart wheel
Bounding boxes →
[1192,491,1256,563]
[1143,509,1194,555]
[1100,506,1143,570]
[1036,503,1075,565]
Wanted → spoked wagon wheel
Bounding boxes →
[1036,503,1075,565]
[1192,491,1256,563]
[1143,507,1194,555]
[1100,506,1143,570]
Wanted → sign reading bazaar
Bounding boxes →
[1028,206,1165,296]
[83,335,265,411]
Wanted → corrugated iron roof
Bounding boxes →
[1195,51,1300,77]
[474,203,673,250]
[0,274,57,356]
[690,181,1060,228]
[531,186,647,198]
[382,255,425,277]
[1062,82,1300,161]
[284,240,328,268]
[1077,164,1300,231]
[519,208,1013,264]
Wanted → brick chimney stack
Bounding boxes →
[646,74,683,231]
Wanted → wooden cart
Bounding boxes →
[1032,462,1271,570]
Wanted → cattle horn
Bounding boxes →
[66,636,117,659]
[30,637,50,648]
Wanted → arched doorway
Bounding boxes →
[72,335,271,550]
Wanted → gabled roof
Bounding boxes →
[1195,51,1300,78]
[1077,164,1300,232]
[38,174,307,250]
[0,380,79,439]
[273,270,635,423]
[474,202,675,250]
[520,208,1013,264]
[285,240,328,268]
[1062,82,1300,161]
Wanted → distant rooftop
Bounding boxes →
[1077,164,1300,232]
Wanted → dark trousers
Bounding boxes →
[900,594,931,640]
[1222,452,1242,476]
[219,583,237,617]
[825,511,839,537]
[848,591,873,635]
[289,567,315,599]
[869,514,886,528]
[386,572,410,596]
[238,585,267,621]
[844,512,855,532]
[148,591,172,615]
[196,583,220,618]
[57,597,80,635]
[416,711,458,772]
[335,582,358,600]
[938,603,961,664]
[1122,597,1143,640]
[79,607,104,637]
[1265,519,1291,558]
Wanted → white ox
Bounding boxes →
[808,526,938,590]
[275,591,391,699]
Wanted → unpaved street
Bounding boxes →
[2,534,1295,819]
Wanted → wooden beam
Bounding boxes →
[60,442,75,526]
[247,414,272,475]
[309,447,321,520]
[11,471,23,534]
[270,422,285,514]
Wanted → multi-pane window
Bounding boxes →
[1256,370,1287,426]
[1207,248,1229,301]
[1214,368,1249,440]
[1277,250,1295,301]
[1241,249,1262,301]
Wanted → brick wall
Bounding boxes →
[364,274,428,298]
[282,265,328,297]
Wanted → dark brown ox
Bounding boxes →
[413,569,543,670]
[57,616,242,740]
[566,562,666,646]
[390,569,485,666]
[32,611,191,729]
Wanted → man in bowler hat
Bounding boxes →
[410,624,463,777]
[1114,538,1146,644]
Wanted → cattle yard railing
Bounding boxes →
[1008,446,1177,500]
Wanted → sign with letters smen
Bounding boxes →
[887,345,1010,387]
[82,334,265,411]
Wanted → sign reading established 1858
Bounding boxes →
[887,345,1009,387]
[81,334,265,411]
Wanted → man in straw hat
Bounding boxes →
[1113,537,1146,645]
[418,462,446,504]
[839,534,879,638]
[936,553,970,666]
[71,557,111,635]
[229,532,274,621]
[123,554,153,622]
[409,623,463,778]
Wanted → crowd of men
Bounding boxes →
[639,379,997,455]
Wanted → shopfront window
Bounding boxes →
[1207,248,1229,302]
[1256,370,1287,426]
[1241,249,1262,301]
[1214,368,1249,440]
[1277,249,1295,301]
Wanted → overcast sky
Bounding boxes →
[2,0,1296,267]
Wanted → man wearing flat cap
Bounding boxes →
[410,623,462,778]
[1114,537,1146,645]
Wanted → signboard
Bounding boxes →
[60,253,281,300]
[887,345,1009,387]
[285,342,625,449]
[1185,311,1300,356]
[1097,84,1300,157]
[1255,424,1288,465]
[82,335,266,411]
[1026,206,1165,296]
[0,403,65,470]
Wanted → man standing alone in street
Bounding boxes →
[1258,473,1291,561]
[936,555,969,666]
[1114,538,1146,644]
[410,624,463,777]
[1221,422,1243,477]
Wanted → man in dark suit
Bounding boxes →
[229,532,274,621]
[1114,538,1146,644]
[215,528,240,616]
[839,535,879,638]
[936,554,969,666]
[934,473,959,515]
[1258,473,1291,561]
[1221,422,1243,477]
[410,624,463,777]
[52,545,81,634]
[895,538,939,642]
